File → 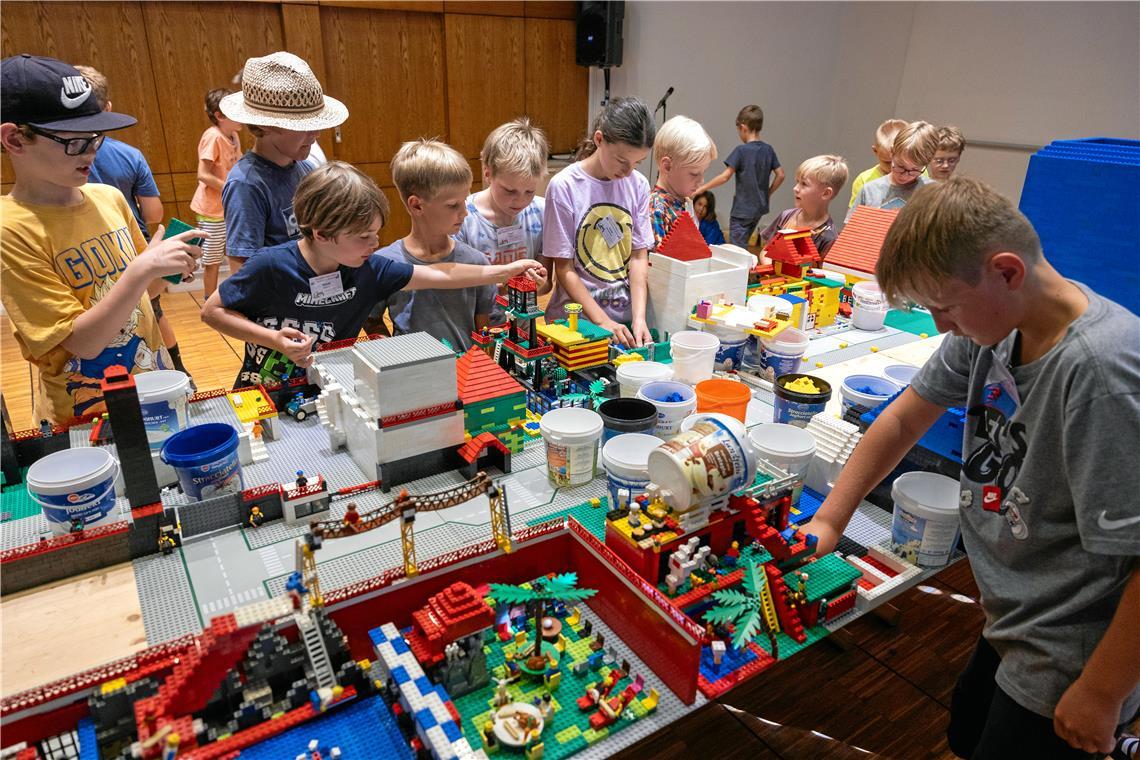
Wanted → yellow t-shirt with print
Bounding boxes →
[0,183,170,425]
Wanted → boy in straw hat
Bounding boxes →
[220,52,347,274]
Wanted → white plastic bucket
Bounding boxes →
[891,471,961,567]
[616,361,673,398]
[840,374,902,417]
[680,412,745,436]
[636,381,697,439]
[539,407,603,487]
[601,433,660,510]
[647,417,757,511]
[748,423,817,480]
[758,328,809,382]
[701,322,749,372]
[851,281,888,331]
[135,370,192,450]
[669,331,720,385]
[883,364,918,386]
[27,447,121,534]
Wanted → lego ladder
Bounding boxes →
[489,485,513,554]
[297,612,336,690]
[756,569,780,634]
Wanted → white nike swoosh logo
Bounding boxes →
[1097,511,1140,531]
[60,87,91,109]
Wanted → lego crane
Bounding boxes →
[308,471,511,579]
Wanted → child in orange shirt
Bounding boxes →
[190,88,242,298]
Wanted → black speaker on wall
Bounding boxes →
[576,1,625,68]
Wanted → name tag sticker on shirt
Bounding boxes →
[597,214,624,248]
[496,224,524,249]
[309,271,344,300]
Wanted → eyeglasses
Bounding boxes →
[26,126,105,156]
[891,161,924,177]
[931,156,960,167]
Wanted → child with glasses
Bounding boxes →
[0,55,203,425]
[846,120,939,223]
[930,125,966,180]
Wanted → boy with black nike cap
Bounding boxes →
[0,55,203,424]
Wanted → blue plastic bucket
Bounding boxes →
[840,375,903,418]
[161,423,244,501]
[27,447,121,535]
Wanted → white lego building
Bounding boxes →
[312,333,465,490]
[647,243,753,337]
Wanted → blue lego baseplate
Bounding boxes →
[1019,137,1140,316]
[235,693,414,760]
[860,389,966,463]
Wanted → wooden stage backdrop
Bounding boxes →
[0,0,589,245]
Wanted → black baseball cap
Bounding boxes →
[1,54,136,132]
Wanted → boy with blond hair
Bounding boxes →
[759,155,848,258]
[930,124,966,180]
[848,118,909,208]
[456,118,551,325]
[1,55,202,423]
[649,115,717,247]
[203,161,542,387]
[806,177,1140,759]
[846,120,938,222]
[374,139,545,350]
[698,105,783,247]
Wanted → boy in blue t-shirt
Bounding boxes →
[697,104,784,248]
[202,162,544,388]
[219,52,348,274]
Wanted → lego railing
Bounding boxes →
[0,521,130,563]
[566,519,706,642]
[241,482,283,502]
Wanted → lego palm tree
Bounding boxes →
[489,572,597,670]
[704,560,780,658]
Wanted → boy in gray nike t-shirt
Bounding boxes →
[805,177,1140,759]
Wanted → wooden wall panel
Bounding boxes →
[0,2,169,173]
[319,1,443,11]
[281,2,335,160]
[321,7,447,164]
[141,2,284,174]
[444,14,525,158]
[524,1,578,19]
[524,18,589,154]
[444,1,525,17]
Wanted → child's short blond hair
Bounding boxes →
[796,155,848,195]
[653,115,717,167]
[293,161,390,239]
[874,119,909,152]
[481,118,549,178]
[74,65,109,109]
[892,121,940,167]
[937,125,966,154]
[877,176,1042,307]
[391,138,472,201]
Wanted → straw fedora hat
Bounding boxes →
[220,52,347,130]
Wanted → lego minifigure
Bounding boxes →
[342,502,362,532]
[39,419,52,437]
[286,571,308,609]
[295,470,308,489]
[158,530,177,556]
[248,505,265,528]
[252,420,263,440]
[69,516,84,533]
[494,677,511,707]
[161,732,180,760]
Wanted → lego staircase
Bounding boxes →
[764,565,807,643]
[755,568,781,635]
[296,611,336,690]
[246,423,269,463]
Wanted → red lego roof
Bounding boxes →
[508,276,537,293]
[763,230,820,266]
[406,582,495,665]
[825,206,898,274]
[656,211,710,261]
[456,346,524,405]
[457,432,510,464]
